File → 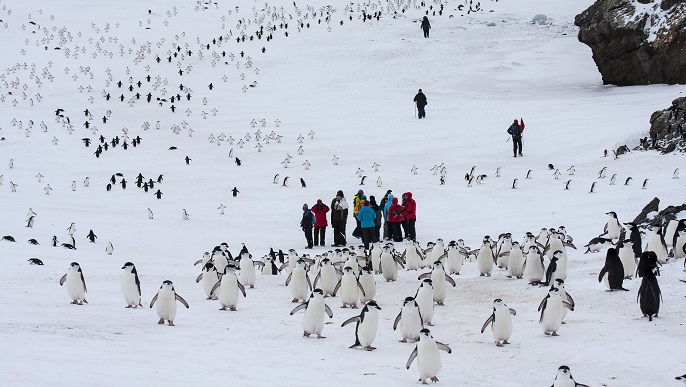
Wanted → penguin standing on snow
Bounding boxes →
[538,287,573,336]
[211,263,246,311]
[602,211,622,240]
[598,248,629,291]
[59,262,88,305]
[341,301,381,350]
[481,299,516,347]
[405,328,452,384]
[637,264,662,321]
[290,288,334,339]
[415,279,434,326]
[551,365,590,387]
[196,262,220,300]
[149,280,189,326]
[394,296,424,343]
[121,262,142,308]
[418,261,456,305]
[87,229,97,243]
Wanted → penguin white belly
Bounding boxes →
[303,302,325,335]
[405,251,420,270]
[371,251,382,273]
[553,379,576,387]
[121,276,139,305]
[359,275,376,303]
[665,220,678,246]
[340,276,360,306]
[445,249,464,274]
[607,220,621,240]
[320,267,338,296]
[66,274,86,302]
[507,250,525,278]
[358,309,378,347]
[618,249,637,278]
[431,272,447,303]
[218,274,239,309]
[417,341,441,381]
[400,307,422,341]
[202,272,219,299]
[290,270,309,301]
[647,234,669,263]
[155,292,177,321]
[675,235,686,259]
[477,248,493,275]
[559,289,570,321]
[492,309,513,342]
[546,241,565,260]
[214,256,228,276]
[239,259,256,287]
[380,254,398,281]
[541,299,563,334]
[416,289,434,324]
[524,255,544,283]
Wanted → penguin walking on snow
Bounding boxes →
[552,365,590,387]
[481,299,516,347]
[406,328,452,384]
[341,301,381,350]
[637,263,661,321]
[538,287,573,336]
[212,264,246,311]
[598,248,629,291]
[149,280,189,326]
[232,187,239,197]
[121,262,142,308]
[394,296,424,343]
[602,211,622,240]
[59,262,88,305]
[87,229,97,243]
[290,288,334,338]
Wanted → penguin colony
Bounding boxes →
[0,0,684,385]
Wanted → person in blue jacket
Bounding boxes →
[357,200,377,251]
[383,193,394,240]
[300,203,316,249]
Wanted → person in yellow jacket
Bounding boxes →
[352,190,365,239]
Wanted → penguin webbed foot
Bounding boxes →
[496,341,503,347]
[168,321,175,326]
[316,335,326,339]
[158,318,165,324]
[363,346,376,351]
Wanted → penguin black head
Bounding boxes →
[162,280,173,286]
[365,301,381,310]
[493,298,502,303]
[312,288,324,296]
[122,262,135,269]
[28,258,44,265]
[421,279,433,286]
[419,328,431,337]
[403,296,415,305]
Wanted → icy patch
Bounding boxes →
[532,14,547,24]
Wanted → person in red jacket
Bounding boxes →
[402,192,417,241]
[311,199,329,247]
[388,197,405,243]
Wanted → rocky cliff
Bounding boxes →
[575,0,686,86]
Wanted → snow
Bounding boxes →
[0,0,685,386]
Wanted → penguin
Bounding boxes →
[2,235,16,242]
[583,237,613,253]
[149,280,189,326]
[642,178,649,189]
[673,222,686,260]
[418,261,456,305]
[290,288,334,338]
[637,264,661,321]
[238,251,263,288]
[51,236,58,247]
[197,262,220,300]
[394,296,424,343]
[552,365,590,387]
[105,242,114,255]
[636,251,661,279]
[333,266,365,308]
[673,168,680,179]
[511,178,518,189]
[444,240,465,275]
[677,374,686,384]
[341,301,381,350]
[602,211,622,240]
[367,243,382,273]
[359,175,367,185]
[609,174,617,185]
[121,262,142,308]
[282,176,289,187]
[212,249,230,275]
[405,328,452,384]
[495,233,512,269]
[624,177,632,186]
[589,182,596,193]
[358,265,377,303]
[525,170,532,179]
[59,262,88,305]
[231,187,239,197]
[564,180,571,190]
[480,299,516,347]
[87,229,97,243]
[476,238,495,276]
[148,208,154,219]
[273,174,279,184]
[286,259,312,302]
[538,287,573,336]
[544,251,567,286]
[553,279,575,323]
[402,241,423,271]
[506,241,525,279]
[598,166,607,179]
[646,225,669,264]
[380,245,402,281]
[28,258,44,265]
[624,222,643,257]
[567,165,575,175]
[415,279,434,326]
[312,258,340,297]
[211,264,246,311]
[616,240,637,279]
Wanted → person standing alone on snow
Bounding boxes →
[507,118,525,157]
[421,16,431,38]
[414,89,427,119]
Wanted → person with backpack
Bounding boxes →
[311,199,329,247]
[413,89,428,119]
[420,16,431,38]
[357,200,377,251]
[507,118,525,157]
[369,195,383,243]
[300,203,316,249]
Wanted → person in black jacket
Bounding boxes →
[507,119,524,157]
[414,89,427,119]
[421,16,431,38]
[300,204,315,249]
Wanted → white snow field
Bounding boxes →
[0,0,684,385]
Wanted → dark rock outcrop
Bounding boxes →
[632,196,686,229]
[575,0,686,86]
[634,96,686,152]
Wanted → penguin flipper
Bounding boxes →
[324,304,334,318]
[313,273,320,288]
[597,267,608,283]
[575,383,590,387]
[445,274,456,287]
[332,280,342,296]
[406,347,418,369]
[237,280,247,297]
[537,296,549,313]
[59,274,67,286]
[436,342,452,354]
[565,293,575,308]
[480,314,494,333]
[278,262,289,272]
[193,259,203,266]
[196,273,203,283]
[341,316,360,327]
[210,280,221,296]
[394,256,405,269]
[393,312,402,330]
[509,308,517,316]
[562,301,574,311]
[357,280,366,297]
[149,293,159,308]
[418,273,431,280]
[175,294,190,308]
[306,274,313,291]
[290,302,308,315]
[285,272,293,286]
